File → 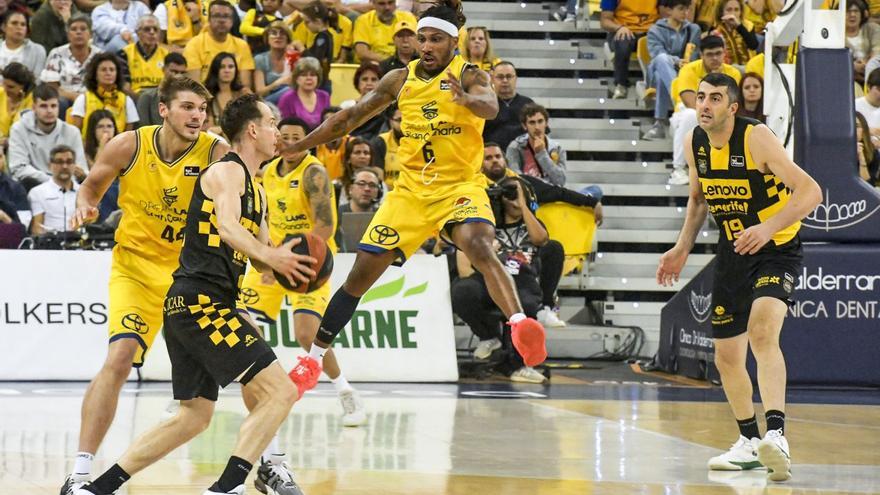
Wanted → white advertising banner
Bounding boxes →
[0,251,458,382]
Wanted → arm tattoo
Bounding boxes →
[304,165,334,228]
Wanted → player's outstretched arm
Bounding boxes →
[732,124,823,255]
[70,131,137,229]
[285,68,407,154]
[657,129,707,286]
[303,164,335,241]
[202,161,317,287]
[447,66,499,120]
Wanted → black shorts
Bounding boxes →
[163,281,277,401]
[711,237,802,339]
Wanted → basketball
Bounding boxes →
[275,232,333,293]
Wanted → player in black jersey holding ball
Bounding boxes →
[76,95,316,495]
[657,73,822,483]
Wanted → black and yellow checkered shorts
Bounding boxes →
[163,282,276,401]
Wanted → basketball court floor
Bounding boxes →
[3,377,879,494]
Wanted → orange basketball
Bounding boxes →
[275,232,333,293]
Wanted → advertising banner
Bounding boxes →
[657,244,880,386]
[0,251,458,382]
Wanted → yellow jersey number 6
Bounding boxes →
[722,218,745,242]
[422,141,435,163]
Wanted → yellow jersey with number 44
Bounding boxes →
[115,125,221,266]
[396,55,485,191]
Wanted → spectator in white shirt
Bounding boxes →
[856,68,880,131]
[40,14,102,114]
[28,144,80,234]
[91,0,150,52]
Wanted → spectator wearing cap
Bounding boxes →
[667,35,740,185]
[40,14,101,114]
[255,20,293,104]
[293,0,353,63]
[91,0,151,52]
[27,144,79,234]
[352,0,416,62]
[30,0,76,53]
[9,84,87,190]
[118,15,169,97]
[600,0,658,99]
[183,0,255,87]
[0,11,48,80]
[506,103,567,187]
[483,61,535,152]
[135,52,188,126]
[379,19,417,74]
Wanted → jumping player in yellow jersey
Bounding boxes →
[60,77,299,495]
[281,5,548,391]
[657,74,822,483]
[241,117,367,427]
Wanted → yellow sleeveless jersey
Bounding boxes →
[115,125,220,266]
[121,43,169,93]
[262,154,338,252]
[396,55,485,191]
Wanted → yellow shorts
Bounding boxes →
[107,246,175,367]
[240,267,331,324]
[358,181,495,261]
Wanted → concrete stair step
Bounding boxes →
[569,183,688,197]
[584,275,690,292]
[504,56,639,72]
[601,301,668,316]
[532,96,646,111]
[463,19,591,33]
[596,229,718,243]
[454,323,638,359]
[555,138,672,153]
[567,160,669,173]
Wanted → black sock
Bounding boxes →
[211,456,252,493]
[90,464,130,494]
[315,287,361,344]
[765,409,786,434]
[736,415,761,439]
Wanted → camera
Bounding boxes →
[486,179,519,223]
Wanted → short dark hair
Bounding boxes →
[701,35,724,52]
[701,72,740,104]
[321,105,341,121]
[49,144,76,162]
[353,61,382,92]
[221,93,265,142]
[278,116,311,133]
[419,5,465,29]
[1,10,27,31]
[67,13,91,31]
[2,62,35,94]
[158,74,210,105]
[33,83,59,102]
[85,52,125,93]
[493,60,516,72]
[484,141,503,150]
[164,52,187,67]
[520,102,549,124]
[868,67,880,89]
[209,0,234,15]
[667,0,692,8]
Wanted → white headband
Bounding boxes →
[417,17,459,38]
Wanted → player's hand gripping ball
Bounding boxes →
[275,232,333,293]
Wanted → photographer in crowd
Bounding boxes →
[451,177,566,384]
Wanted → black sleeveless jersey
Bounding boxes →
[692,116,800,250]
[172,152,264,301]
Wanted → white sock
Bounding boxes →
[331,373,353,393]
[509,313,526,324]
[308,344,327,365]
[261,436,285,465]
[73,452,94,476]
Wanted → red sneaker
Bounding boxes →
[288,356,322,400]
[510,317,547,367]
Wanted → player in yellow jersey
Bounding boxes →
[241,117,367,427]
[281,5,548,390]
[657,74,822,482]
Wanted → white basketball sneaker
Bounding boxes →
[758,429,792,482]
[203,484,245,495]
[707,435,762,471]
[339,389,367,427]
[61,473,90,495]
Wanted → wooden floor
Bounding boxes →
[3,382,879,494]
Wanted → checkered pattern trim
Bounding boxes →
[188,294,243,347]
[198,199,221,247]
[765,175,789,200]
